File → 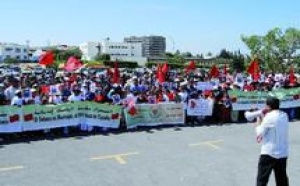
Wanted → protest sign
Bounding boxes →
[196,82,213,91]
[125,103,185,129]
[187,99,214,116]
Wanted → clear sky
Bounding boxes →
[0,0,299,55]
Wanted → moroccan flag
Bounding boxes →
[161,62,169,74]
[111,113,119,120]
[128,106,137,116]
[112,61,120,84]
[247,59,260,81]
[39,51,54,66]
[127,100,137,116]
[64,56,83,72]
[289,65,296,85]
[9,114,19,123]
[157,64,165,83]
[185,61,196,73]
[210,64,220,78]
[24,114,34,122]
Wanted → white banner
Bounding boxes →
[187,99,214,116]
[196,82,213,91]
[125,103,185,129]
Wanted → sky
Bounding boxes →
[0,0,299,55]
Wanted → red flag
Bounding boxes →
[112,61,120,84]
[247,59,260,81]
[39,51,54,66]
[9,114,19,123]
[210,64,220,78]
[64,56,83,72]
[127,100,137,116]
[161,62,169,74]
[111,113,120,120]
[156,64,165,83]
[289,65,296,85]
[185,61,196,73]
[128,106,137,116]
[223,64,228,75]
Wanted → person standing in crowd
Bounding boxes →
[10,90,23,106]
[255,97,289,186]
[5,78,19,102]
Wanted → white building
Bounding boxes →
[79,42,100,61]
[0,43,29,62]
[79,39,147,65]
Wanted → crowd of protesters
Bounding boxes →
[0,62,299,125]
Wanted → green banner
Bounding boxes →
[19,102,122,132]
[229,87,300,100]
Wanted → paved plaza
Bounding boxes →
[0,122,299,186]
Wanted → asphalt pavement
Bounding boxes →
[0,122,299,186]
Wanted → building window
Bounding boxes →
[132,54,134,56]
[15,48,21,53]
[5,47,13,52]
[6,55,11,59]
[23,49,27,53]
[16,56,20,59]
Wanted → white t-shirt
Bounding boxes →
[34,96,42,105]
[5,86,18,100]
[68,94,83,102]
[50,96,63,104]
[256,110,289,159]
[11,96,23,106]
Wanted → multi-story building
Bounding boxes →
[79,39,147,65]
[0,43,29,62]
[79,42,100,61]
[124,36,166,57]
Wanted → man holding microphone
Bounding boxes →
[245,97,289,186]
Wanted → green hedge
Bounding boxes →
[103,61,138,68]
[146,61,213,69]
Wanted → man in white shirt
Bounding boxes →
[5,79,19,101]
[10,90,23,106]
[255,97,289,186]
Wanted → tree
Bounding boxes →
[182,52,193,58]
[241,27,300,72]
[60,48,82,60]
[94,53,111,61]
[218,49,232,59]
[206,52,213,57]
[3,58,19,64]
[45,47,82,61]
[165,52,174,58]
